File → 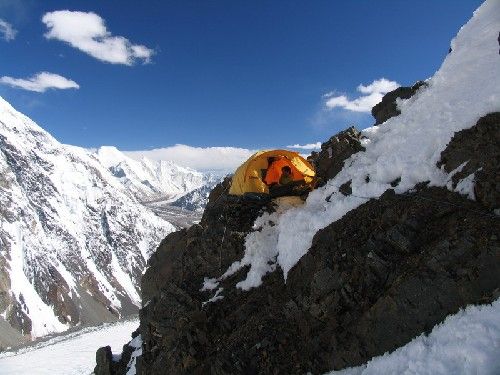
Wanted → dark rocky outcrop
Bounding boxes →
[438,112,500,211]
[371,81,427,125]
[287,186,499,370]
[99,187,499,375]
[96,116,499,374]
[309,126,365,185]
[94,328,142,375]
[95,346,113,375]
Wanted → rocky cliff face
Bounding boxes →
[371,81,427,125]
[438,112,500,211]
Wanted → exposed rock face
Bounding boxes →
[136,184,277,374]
[96,329,142,375]
[96,116,499,374]
[309,126,365,185]
[95,346,114,375]
[438,112,500,211]
[371,81,427,125]
[99,187,499,374]
[287,186,499,370]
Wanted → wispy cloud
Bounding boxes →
[0,72,80,92]
[125,145,255,171]
[0,19,17,41]
[286,142,321,150]
[324,78,399,113]
[42,10,154,65]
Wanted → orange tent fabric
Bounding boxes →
[264,157,304,185]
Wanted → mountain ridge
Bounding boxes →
[0,96,178,348]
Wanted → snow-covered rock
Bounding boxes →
[0,97,176,346]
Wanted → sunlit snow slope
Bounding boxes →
[0,98,175,345]
[211,0,500,291]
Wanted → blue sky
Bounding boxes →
[0,0,483,156]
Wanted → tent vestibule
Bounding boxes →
[228,149,316,196]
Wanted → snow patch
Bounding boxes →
[202,287,224,307]
[125,334,142,375]
[326,298,500,375]
[201,277,219,291]
[454,172,478,200]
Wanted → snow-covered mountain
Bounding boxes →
[0,97,176,348]
[91,146,207,202]
[170,174,224,212]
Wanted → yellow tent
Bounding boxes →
[229,149,316,196]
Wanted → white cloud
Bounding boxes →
[286,142,321,150]
[0,19,17,41]
[42,10,154,65]
[0,72,80,92]
[125,145,256,171]
[325,78,400,113]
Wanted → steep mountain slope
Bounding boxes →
[92,146,207,202]
[0,98,176,347]
[95,1,499,374]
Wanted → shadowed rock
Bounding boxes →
[309,127,365,186]
[438,112,500,211]
[371,81,427,125]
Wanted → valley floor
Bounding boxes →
[0,318,138,375]
[143,201,202,228]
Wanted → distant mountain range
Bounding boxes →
[170,175,223,212]
[91,146,213,203]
